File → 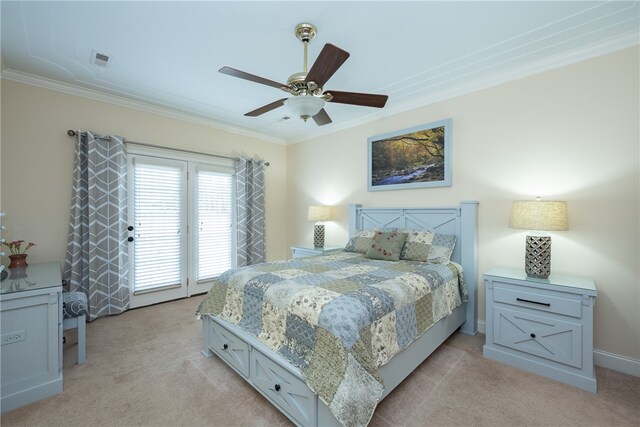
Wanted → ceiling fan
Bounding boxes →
[219,23,389,126]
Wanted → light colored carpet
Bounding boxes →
[1,296,638,426]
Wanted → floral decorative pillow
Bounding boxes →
[365,231,408,261]
[400,230,434,262]
[428,233,457,263]
[344,230,376,253]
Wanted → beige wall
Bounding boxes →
[2,47,638,361]
[286,47,640,360]
[1,80,289,264]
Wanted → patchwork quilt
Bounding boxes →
[196,251,467,427]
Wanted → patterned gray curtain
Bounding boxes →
[63,130,129,320]
[235,158,265,266]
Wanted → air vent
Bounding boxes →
[90,50,111,68]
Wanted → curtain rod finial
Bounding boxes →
[67,130,77,137]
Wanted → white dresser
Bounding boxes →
[483,267,597,393]
[1,262,63,412]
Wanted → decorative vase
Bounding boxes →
[8,254,28,269]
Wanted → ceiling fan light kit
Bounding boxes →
[219,22,388,126]
[285,96,325,122]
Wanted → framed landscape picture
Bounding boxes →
[367,119,452,191]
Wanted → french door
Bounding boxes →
[127,151,235,308]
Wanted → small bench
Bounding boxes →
[62,291,88,364]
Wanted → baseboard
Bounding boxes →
[478,319,486,334]
[476,320,639,377]
[593,349,640,377]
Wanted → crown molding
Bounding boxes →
[287,30,639,145]
[2,28,637,147]
[0,68,287,146]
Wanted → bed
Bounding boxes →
[197,202,478,426]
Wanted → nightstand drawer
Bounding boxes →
[493,306,582,368]
[291,246,342,259]
[493,284,582,318]
[292,247,321,258]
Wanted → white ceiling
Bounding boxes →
[1,1,638,144]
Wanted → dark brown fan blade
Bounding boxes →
[244,98,287,117]
[220,66,286,90]
[326,90,388,108]
[305,44,350,88]
[312,108,332,126]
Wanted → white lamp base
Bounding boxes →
[525,235,551,279]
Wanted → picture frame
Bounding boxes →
[367,119,452,191]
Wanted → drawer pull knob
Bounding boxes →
[530,333,536,338]
[223,344,228,350]
[516,297,550,307]
[275,384,281,392]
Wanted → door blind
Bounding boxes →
[133,162,183,290]
[197,169,233,281]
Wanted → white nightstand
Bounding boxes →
[290,245,343,259]
[483,267,597,393]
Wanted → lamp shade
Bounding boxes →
[509,200,568,231]
[307,205,332,222]
[286,96,325,121]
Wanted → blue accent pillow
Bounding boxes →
[428,233,457,263]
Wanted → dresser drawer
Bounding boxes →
[207,319,250,378]
[493,283,582,318]
[251,349,316,426]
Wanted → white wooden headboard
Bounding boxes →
[348,202,479,335]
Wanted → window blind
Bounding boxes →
[197,169,233,281]
[133,162,183,290]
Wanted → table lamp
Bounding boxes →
[307,205,332,248]
[509,198,568,279]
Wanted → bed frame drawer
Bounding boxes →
[251,349,316,427]
[207,320,250,378]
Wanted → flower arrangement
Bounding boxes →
[2,240,36,255]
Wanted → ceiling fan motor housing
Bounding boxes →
[285,72,325,97]
[286,72,309,92]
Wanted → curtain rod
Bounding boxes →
[66,130,270,166]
